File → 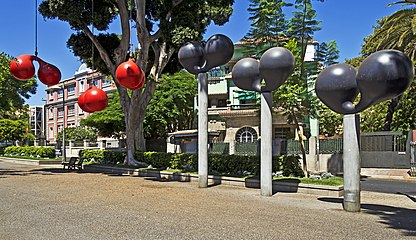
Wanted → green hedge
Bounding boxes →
[79,149,304,177]
[135,151,303,177]
[4,146,55,158]
[79,149,125,165]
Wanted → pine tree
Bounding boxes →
[242,0,289,57]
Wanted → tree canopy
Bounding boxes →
[0,53,37,119]
[39,0,234,165]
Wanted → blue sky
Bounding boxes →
[0,0,403,106]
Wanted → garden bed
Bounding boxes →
[85,164,344,197]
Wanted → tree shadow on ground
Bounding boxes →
[318,197,416,237]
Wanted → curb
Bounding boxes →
[85,165,344,197]
[0,157,62,165]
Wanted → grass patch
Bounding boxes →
[0,155,60,161]
[273,177,343,186]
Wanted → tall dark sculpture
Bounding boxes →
[316,50,413,114]
[315,49,414,212]
[178,34,234,188]
[232,47,295,196]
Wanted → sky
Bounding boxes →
[0,0,404,106]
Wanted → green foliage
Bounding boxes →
[361,7,416,60]
[0,53,37,119]
[0,119,29,142]
[132,151,304,177]
[79,149,125,165]
[288,0,322,42]
[57,126,98,141]
[67,33,120,75]
[81,93,125,138]
[144,70,197,139]
[242,0,289,57]
[4,146,55,158]
[281,154,305,177]
[315,40,339,67]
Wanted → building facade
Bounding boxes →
[28,106,45,145]
[169,41,318,152]
[44,64,116,144]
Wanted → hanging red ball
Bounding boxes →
[9,54,36,80]
[77,90,95,113]
[115,58,145,90]
[83,86,108,112]
[37,58,61,86]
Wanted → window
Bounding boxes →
[274,127,291,139]
[79,80,85,92]
[49,92,54,101]
[58,89,63,98]
[102,77,112,87]
[49,127,54,138]
[68,105,75,116]
[235,127,258,143]
[93,79,99,87]
[49,108,54,119]
[217,99,227,107]
[58,108,64,118]
[68,85,75,96]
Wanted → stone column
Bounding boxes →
[198,73,208,188]
[343,114,361,212]
[261,92,273,196]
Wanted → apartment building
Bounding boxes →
[44,64,116,143]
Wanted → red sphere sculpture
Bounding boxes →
[37,58,61,86]
[10,54,36,80]
[79,86,108,112]
[77,91,95,113]
[115,58,145,90]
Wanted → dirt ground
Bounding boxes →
[0,161,415,240]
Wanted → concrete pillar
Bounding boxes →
[343,114,361,212]
[308,136,318,173]
[83,140,88,149]
[261,92,273,196]
[198,73,208,188]
[229,141,236,155]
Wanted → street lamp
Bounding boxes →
[49,83,66,163]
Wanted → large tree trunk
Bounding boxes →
[383,96,401,131]
[291,108,308,177]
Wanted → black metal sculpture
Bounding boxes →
[315,49,414,213]
[178,34,234,74]
[232,47,295,196]
[178,34,234,188]
[232,47,295,92]
[316,50,414,114]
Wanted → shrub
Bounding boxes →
[131,151,298,177]
[3,146,55,158]
[281,155,304,177]
[79,149,125,164]
[143,152,172,169]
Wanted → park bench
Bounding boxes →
[62,157,84,170]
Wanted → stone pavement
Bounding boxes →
[0,161,415,240]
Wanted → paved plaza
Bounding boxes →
[0,161,415,240]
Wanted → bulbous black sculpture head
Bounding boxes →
[315,49,414,114]
[178,34,234,74]
[232,47,295,92]
[315,63,358,113]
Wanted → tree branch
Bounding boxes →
[82,26,115,73]
[115,0,131,64]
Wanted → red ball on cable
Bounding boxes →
[78,86,108,113]
[36,57,61,86]
[9,54,36,81]
[9,54,62,86]
[115,58,145,90]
